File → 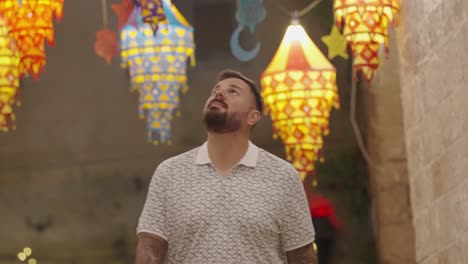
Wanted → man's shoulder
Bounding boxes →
[157,146,200,170]
[256,147,299,176]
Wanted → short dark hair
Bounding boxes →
[216,69,263,114]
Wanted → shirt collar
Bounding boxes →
[195,140,258,167]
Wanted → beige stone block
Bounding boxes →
[371,162,409,192]
[418,120,442,166]
[459,179,468,232]
[410,168,434,213]
[430,134,468,199]
[433,188,465,249]
[425,5,446,51]
[413,208,436,261]
[378,224,416,264]
[398,28,430,75]
[441,0,467,37]
[378,185,413,224]
[419,254,438,264]
[460,229,468,262]
[400,75,426,129]
[437,243,462,264]
[405,126,428,179]
[397,0,425,39]
[421,55,453,113]
[422,0,444,14]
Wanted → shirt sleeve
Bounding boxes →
[136,162,168,241]
[280,166,316,252]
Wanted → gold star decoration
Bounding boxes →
[321,25,349,60]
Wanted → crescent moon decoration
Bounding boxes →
[230,24,260,62]
[230,0,266,62]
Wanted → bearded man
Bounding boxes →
[135,69,317,264]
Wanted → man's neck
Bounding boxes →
[206,132,250,176]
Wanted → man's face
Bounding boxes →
[203,77,258,133]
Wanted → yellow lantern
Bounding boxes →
[0,0,64,79]
[0,17,20,132]
[261,17,339,180]
[334,0,400,81]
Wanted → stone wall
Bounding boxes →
[397,0,468,263]
[364,28,415,264]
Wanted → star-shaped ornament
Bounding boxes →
[112,0,134,29]
[321,25,349,60]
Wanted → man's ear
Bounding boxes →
[248,110,262,126]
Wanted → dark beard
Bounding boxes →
[203,110,242,133]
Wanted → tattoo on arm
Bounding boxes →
[135,233,168,264]
[286,243,318,264]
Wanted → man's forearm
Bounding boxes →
[286,243,318,264]
[135,233,168,264]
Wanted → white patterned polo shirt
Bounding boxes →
[137,141,316,264]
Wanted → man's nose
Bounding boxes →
[214,89,225,99]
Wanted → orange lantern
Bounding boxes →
[334,0,400,81]
[260,17,339,180]
[0,0,64,79]
[0,17,20,131]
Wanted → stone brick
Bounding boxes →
[400,74,426,129]
[460,229,468,262]
[441,0,467,41]
[379,224,416,263]
[405,126,427,179]
[378,185,412,224]
[433,187,465,250]
[399,0,468,263]
[419,255,437,264]
[413,208,436,261]
[437,243,462,264]
[422,0,444,14]
[371,162,409,192]
[424,7,446,51]
[430,134,468,199]
[421,55,452,113]
[459,179,468,232]
[410,168,433,213]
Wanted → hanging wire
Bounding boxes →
[273,0,324,18]
[350,70,378,169]
[350,68,402,185]
[101,0,108,27]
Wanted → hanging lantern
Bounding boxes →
[94,28,119,64]
[334,0,400,81]
[260,16,339,180]
[0,0,64,79]
[134,0,166,33]
[121,0,195,144]
[0,17,20,132]
[112,0,134,30]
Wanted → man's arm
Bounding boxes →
[135,232,168,264]
[286,243,318,264]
